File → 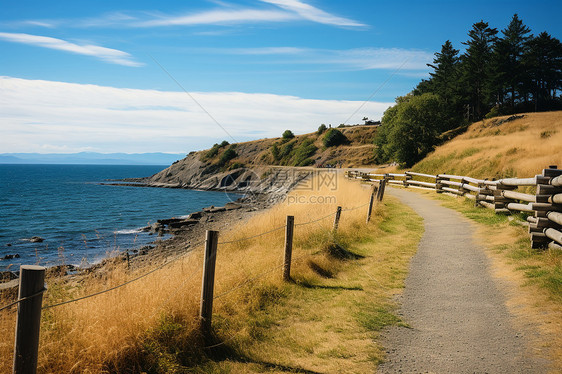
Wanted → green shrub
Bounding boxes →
[292,138,318,166]
[280,140,295,160]
[323,128,348,147]
[218,146,237,166]
[282,130,295,139]
[317,124,327,134]
[271,143,280,161]
[203,143,220,160]
[202,140,230,161]
[229,162,246,170]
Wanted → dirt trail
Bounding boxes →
[377,188,549,374]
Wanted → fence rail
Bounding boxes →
[346,165,562,250]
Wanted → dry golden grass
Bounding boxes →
[193,193,422,373]
[1,173,419,373]
[412,111,562,178]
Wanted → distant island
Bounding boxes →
[0,152,186,165]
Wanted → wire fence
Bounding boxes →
[1,199,374,313]
[2,190,382,374]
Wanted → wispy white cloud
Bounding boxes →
[16,1,365,30]
[327,47,432,70]
[260,0,365,27]
[135,9,298,27]
[214,46,307,55]
[135,1,364,28]
[0,76,392,153]
[21,20,57,28]
[201,46,432,71]
[0,32,143,67]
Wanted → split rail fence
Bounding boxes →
[346,165,562,251]
[1,186,383,374]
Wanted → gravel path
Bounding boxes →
[377,188,549,374]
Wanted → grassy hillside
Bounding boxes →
[203,125,378,169]
[148,125,378,189]
[411,111,562,178]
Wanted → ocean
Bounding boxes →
[0,164,241,271]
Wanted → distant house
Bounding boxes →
[362,117,381,126]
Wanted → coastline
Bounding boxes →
[0,185,285,295]
[1,163,306,298]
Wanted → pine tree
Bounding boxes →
[426,40,463,129]
[495,14,532,109]
[460,21,498,120]
[524,32,562,111]
[427,41,460,104]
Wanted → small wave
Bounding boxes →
[114,228,143,235]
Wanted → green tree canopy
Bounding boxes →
[374,93,443,167]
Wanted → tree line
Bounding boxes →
[375,14,562,167]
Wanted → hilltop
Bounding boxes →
[410,111,562,178]
[144,125,378,191]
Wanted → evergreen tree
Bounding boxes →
[426,40,463,129]
[494,14,532,109]
[427,41,460,103]
[524,32,562,111]
[460,21,498,120]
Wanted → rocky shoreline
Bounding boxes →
[1,164,305,296]
[0,188,284,295]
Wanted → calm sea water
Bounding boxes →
[0,164,240,271]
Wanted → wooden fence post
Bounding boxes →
[366,186,376,223]
[404,174,412,188]
[13,265,45,374]
[333,206,342,232]
[435,174,442,193]
[377,178,387,201]
[283,216,294,281]
[200,230,219,342]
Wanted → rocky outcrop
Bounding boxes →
[144,155,307,195]
[20,236,45,243]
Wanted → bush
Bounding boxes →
[203,143,220,160]
[202,140,230,161]
[292,138,318,166]
[317,124,327,134]
[271,143,280,161]
[229,162,246,170]
[323,128,348,147]
[282,130,295,139]
[280,141,295,160]
[218,147,237,167]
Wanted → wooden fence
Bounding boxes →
[346,165,562,251]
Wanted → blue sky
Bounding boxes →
[1,0,560,154]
